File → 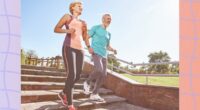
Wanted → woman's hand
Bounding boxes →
[88,47,94,54]
[67,28,76,34]
[67,28,76,37]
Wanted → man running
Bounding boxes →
[84,14,117,101]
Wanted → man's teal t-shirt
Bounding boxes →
[89,25,111,58]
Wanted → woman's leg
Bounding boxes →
[74,49,84,83]
[62,46,69,93]
[62,46,76,105]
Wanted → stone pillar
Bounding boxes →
[41,57,44,66]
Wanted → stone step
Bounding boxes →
[21,95,126,110]
[21,65,66,72]
[21,69,66,77]
[21,74,66,82]
[21,81,83,90]
[92,102,152,110]
[21,74,87,83]
[22,88,113,103]
[21,69,89,78]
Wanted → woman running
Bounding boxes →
[54,1,91,110]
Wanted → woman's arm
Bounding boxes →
[54,14,75,33]
[84,34,90,47]
[82,21,90,47]
[82,24,94,54]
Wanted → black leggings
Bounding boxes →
[62,46,84,105]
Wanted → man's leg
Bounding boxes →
[83,54,103,94]
[92,57,107,94]
[86,54,103,84]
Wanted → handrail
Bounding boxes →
[108,55,179,66]
[84,50,179,66]
[85,53,178,68]
[84,49,179,86]
[108,64,179,77]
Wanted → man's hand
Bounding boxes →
[107,45,117,54]
[113,49,117,55]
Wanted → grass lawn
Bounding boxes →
[122,73,179,87]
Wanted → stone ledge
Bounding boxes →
[83,61,179,110]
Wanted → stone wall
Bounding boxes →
[83,62,179,110]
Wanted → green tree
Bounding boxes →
[169,64,179,74]
[147,51,171,74]
[26,49,38,58]
[138,65,148,74]
[23,49,38,65]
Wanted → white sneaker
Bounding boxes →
[83,81,90,95]
[89,94,105,102]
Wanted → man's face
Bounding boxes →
[103,15,112,27]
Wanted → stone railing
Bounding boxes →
[25,56,63,69]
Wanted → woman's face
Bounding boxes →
[72,3,83,15]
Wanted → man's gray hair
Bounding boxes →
[102,14,111,18]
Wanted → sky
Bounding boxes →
[22,0,179,63]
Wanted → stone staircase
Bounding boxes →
[21,65,151,110]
